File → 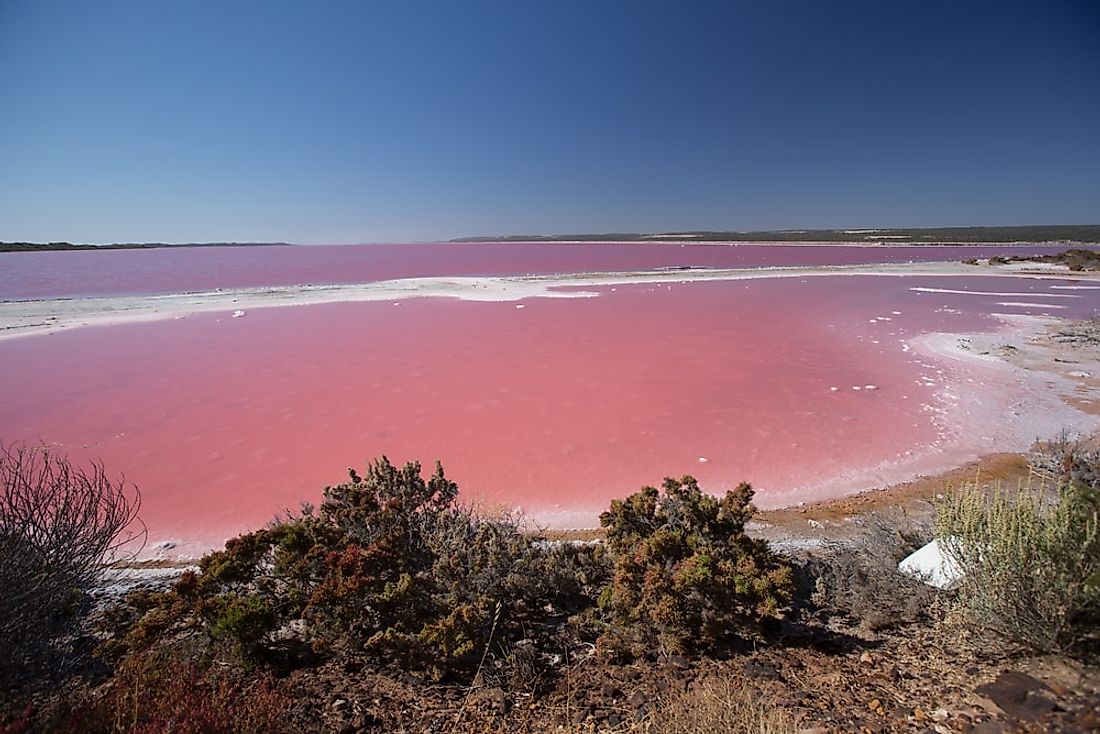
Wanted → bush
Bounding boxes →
[133,457,609,681]
[69,650,291,734]
[0,441,144,687]
[800,513,942,632]
[935,480,1099,652]
[597,476,792,658]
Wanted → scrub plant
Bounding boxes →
[132,457,607,681]
[0,441,144,691]
[597,476,792,658]
[935,478,1099,652]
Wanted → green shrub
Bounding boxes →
[128,457,607,681]
[935,480,1099,652]
[597,477,792,658]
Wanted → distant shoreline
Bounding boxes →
[0,241,293,253]
[451,223,1100,244]
[4,223,1100,252]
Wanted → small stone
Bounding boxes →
[332,698,349,711]
[607,713,623,727]
[859,651,874,665]
[931,707,949,721]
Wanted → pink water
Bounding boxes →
[4,270,1099,555]
[0,242,1085,300]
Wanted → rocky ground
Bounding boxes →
[280,622,1100,733]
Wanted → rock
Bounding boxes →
[898,538,965,589]
[332,698,349,711]
[930,707,949,721]
[606,712,623,727]
[974,671,1055,722]
[744,660,780,679]
[859,651,874,665]
[968,723,1005,734]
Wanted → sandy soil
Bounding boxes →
[1,259,1091,341]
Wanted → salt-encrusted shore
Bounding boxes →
[1,259,1094,341]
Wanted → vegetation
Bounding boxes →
[69,650,291,734]
[597,477,792,657]
[124,457,610,681]
[0,442,144,688]
[641,673,794,734]
[936,465,1100,652]
[10,445,1100,731]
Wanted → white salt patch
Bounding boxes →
[892,310,902,315]
[910,287,1077,298]
[864,384,877,390]
[515,304,526,309]
[851,385,862,391]
[829,386,839,392]
[1070,370,1092,378]
[1050,285,1100,290]
[995,302,1067,309]
[698,457,708,463]
[232,310,246,318]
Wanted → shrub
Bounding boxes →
[597,477,792,658]
[800,513,942,632]
[935,480,1099,652]
[0,441,143,688]
[132,457,608,681]
[69,650,291,734]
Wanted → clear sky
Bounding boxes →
[1,1,1097,244]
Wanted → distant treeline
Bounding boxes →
[0,241,292,253]
[452,224,1100,244]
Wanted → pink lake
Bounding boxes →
[0,242,1085,299]
[4,267,1100,555]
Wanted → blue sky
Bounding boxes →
[1,1,1097,244]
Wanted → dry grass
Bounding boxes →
[639,674,793,734]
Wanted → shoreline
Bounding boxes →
[2,259,1095,342]
[8,259,1100,559]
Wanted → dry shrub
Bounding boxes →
[642,674,793,734]
[0,441,144,688]
[801,512,942,632]
[67,649,291,734]
[936,480,1099,652]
